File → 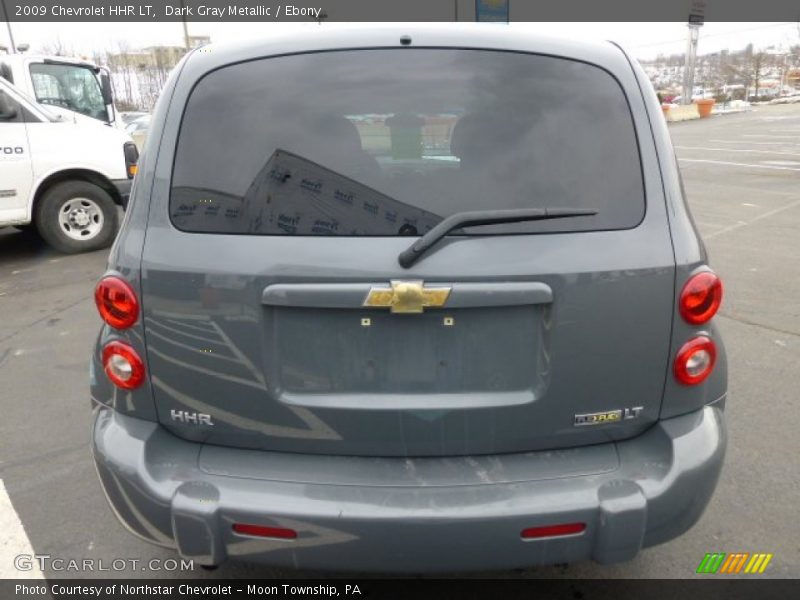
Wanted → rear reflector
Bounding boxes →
[674,336,717,385]
[102,341,145,390]
[95,276,139,329]
[521,522,586,539]
[232,523,297,540]
[679,271,723,325]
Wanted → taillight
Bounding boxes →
[679,271,722,324]
[674,336,716,385]
[102,341,145,389]
[95,276,139,329]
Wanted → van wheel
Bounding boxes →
[35,181,119,254]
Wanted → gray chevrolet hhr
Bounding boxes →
[90,25,727,572]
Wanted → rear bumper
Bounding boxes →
[91,405,726,572]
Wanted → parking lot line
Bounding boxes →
[674,146,800,158]
[708,140,800,147]
[704,197,800,240]
[678,158,800,172]
[741,134,800,139]
[0,479,43,578]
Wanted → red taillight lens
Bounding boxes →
[232,523,297,540]
[674,336,716,385]
[520,522,586,540]
[102,341,145,390]
[95,276,139,329]
[679,271,722,325]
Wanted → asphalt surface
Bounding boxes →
[1,104,798,580]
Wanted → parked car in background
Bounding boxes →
[91,25,727,572]
[0,77,136,253]
[120,111,148,125]
[671,91,716,105]
[125,114,150,150]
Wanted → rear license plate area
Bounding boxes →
[265,306,542,395]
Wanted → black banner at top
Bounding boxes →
[2,0,800,22]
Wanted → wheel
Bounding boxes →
[35,180,119,254]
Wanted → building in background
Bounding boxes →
[106,37,210,110]
[106,45,185,110]
[641,42,800,102]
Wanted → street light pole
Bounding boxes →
[681,0,706,105]
[0,0,18,53]
[682,23,700,105]
[179,0,190,50]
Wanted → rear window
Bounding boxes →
[170,49,644,236]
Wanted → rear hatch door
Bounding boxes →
[141,46,674,456]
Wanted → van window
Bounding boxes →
[29,63,107,122]
[171,49,644,236]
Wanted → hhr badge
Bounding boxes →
[363,280,451,314]
[574,407,643,426]
[171,409,214,426]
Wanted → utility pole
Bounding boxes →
[682,0,706,105]
[682,24,700,104]
[179,0,190,50]
[779,52,787,96]
[1,0,17,53]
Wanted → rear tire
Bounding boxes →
[35,181,119,254]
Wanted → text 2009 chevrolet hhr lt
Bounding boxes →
[90,25,727,572]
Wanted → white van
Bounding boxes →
[0,53,121,128]
[0,77,136,253]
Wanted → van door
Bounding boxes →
[0,89,33,221]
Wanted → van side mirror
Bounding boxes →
[100,71,114,105]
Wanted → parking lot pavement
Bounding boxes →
[0,104,798,580]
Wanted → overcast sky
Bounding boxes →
[3,22,799,60]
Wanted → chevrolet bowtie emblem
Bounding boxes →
[363,281,451,314]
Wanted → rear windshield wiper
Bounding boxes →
[398,207,598,268]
